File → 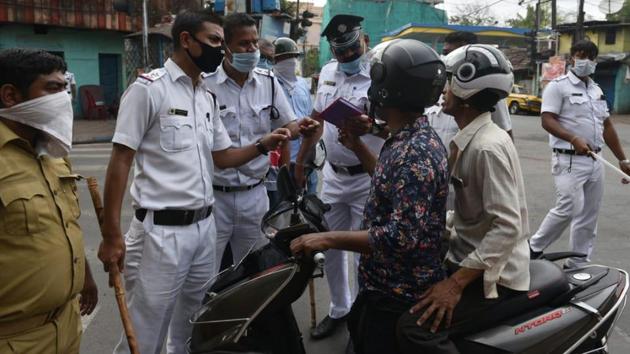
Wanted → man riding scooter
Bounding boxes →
[291,38,450,354]
[292,42,531,354]
[396,44,530,354]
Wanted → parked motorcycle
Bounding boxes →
[187,168,629,354]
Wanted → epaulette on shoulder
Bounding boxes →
[253,67,274,77]
[137,68,166,84]
[552,75,568,82]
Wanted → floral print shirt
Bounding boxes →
[359,116,449,302]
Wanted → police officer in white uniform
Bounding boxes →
[296,14,387,339]
[529,40,630,268]
[204,13,319,270]
[98,11,291,354]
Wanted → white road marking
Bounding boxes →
[614,326,630,344]
[81,304,101,331]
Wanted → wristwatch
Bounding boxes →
[255,139,269,155]
[370,121,386,136]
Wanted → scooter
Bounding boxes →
[188,166,329,354]
[187,167,629,354]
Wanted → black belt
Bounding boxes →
[213,179,264,193]
[135,206,213,226]
[553,147,601,155]
[329,162,366,176]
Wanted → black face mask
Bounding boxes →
[186,35,224,73]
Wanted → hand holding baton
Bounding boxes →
[86,177,140,354]
[588,152,630,184]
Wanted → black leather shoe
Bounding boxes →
[310,315,346,340]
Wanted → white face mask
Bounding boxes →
[0,91,73,157]
[572,58,597,77]
[274,57,298,82]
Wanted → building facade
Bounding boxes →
[0,0,169,117]
[558,21,630,113]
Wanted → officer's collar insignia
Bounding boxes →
[324,81,336,86]
[338,24,347,33]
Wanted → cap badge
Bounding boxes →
[338,24,347,33]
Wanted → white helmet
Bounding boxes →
[443,44,513,100]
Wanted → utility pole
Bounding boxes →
[576,0,585,42]
[533,0,541,96]
[142,0,150,71]
[551,0,556,29]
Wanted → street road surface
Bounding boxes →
[75,114,630,353]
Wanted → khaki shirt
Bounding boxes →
[0,121,85,323]
[446,113,530,298]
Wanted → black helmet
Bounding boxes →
[273,37,300,58]
[368,39,446,112]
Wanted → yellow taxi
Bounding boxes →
[507,85,542,115]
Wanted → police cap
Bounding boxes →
[321,14,364,47]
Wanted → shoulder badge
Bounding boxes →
[137,68,166,84]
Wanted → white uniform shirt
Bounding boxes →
[204,65,297,186]
[491,98,512,132]
[314,60,384,168]
[112,59,231,210]
[425,96,512,150]
[541,70,609,149]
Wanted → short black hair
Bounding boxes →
[172,9,224,49]
[467,90,500,113]
[444,31,478,45]
[223,13,256,44]
[570,40,598,59]
[0,48,67,107]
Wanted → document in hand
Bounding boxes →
[319,97,363,128]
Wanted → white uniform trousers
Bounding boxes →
[530,153,604,268]
[322,199,366,319]
[213,185,269,272]
[114,212,217,354]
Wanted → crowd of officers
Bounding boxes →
[1,7,629,354]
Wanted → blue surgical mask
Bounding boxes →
[572,58,597,77]
[338,55,363,75]
[258,57,273,70]
[230,49,260,73]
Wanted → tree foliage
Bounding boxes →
[280,0,297,16]
[449,4,498,26]
[506,4,550,29]
[303,48,320,77]
[606,0,630,22]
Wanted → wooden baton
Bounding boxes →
[308,279,317,329]
[86,177,140,354]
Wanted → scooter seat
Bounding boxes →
[491,260,570,318]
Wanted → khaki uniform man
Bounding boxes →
[0,49,95,354]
